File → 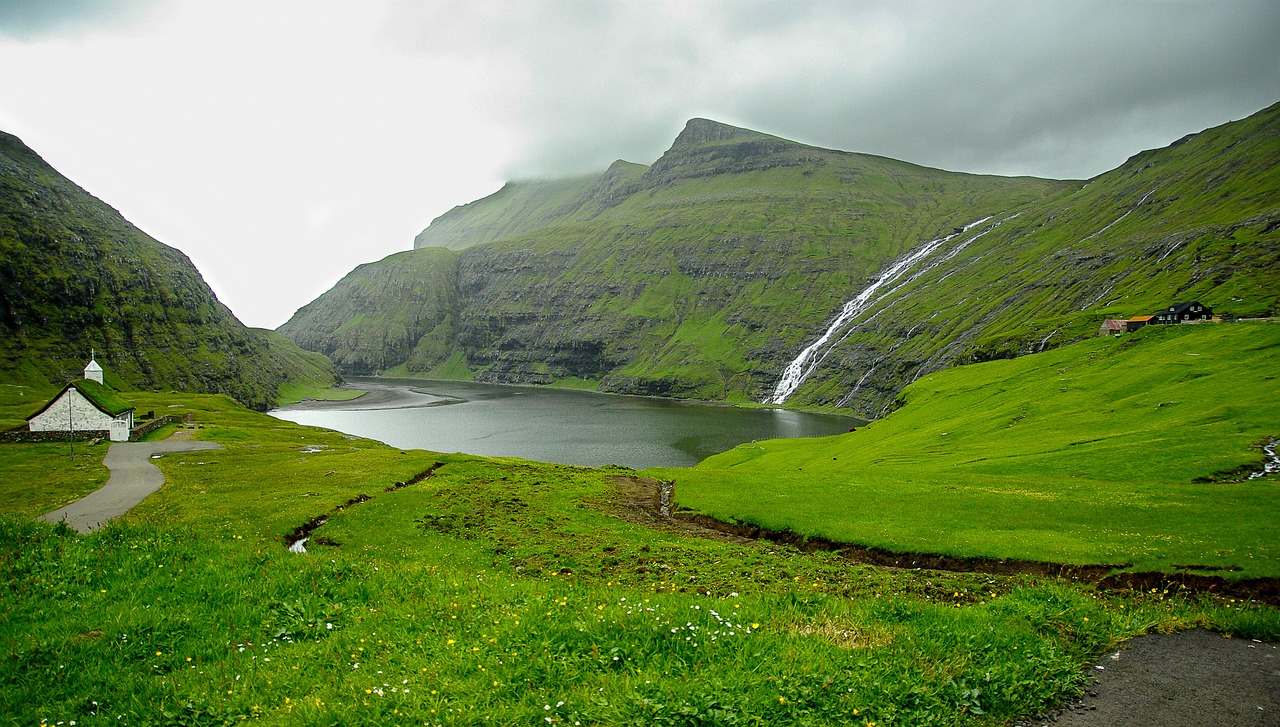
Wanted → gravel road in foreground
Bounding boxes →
[1016,628,1279,726]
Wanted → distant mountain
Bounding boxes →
[281,105,1279,416]
[0,131,339,409]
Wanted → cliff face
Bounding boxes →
[278,248,462,377]
[0,131,339,409]
[282,105,1280,416]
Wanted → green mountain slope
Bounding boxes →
[284,119,1069,403]
[279,247,462,376]
[282,105,1278,415]
[784,101,1280,413]
[0,131,340,410]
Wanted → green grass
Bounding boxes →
[0,440,110,518]
[2,329,1279,724]
[2,427,1272,726]
[659,323,1280,577]
[0,381,57,429]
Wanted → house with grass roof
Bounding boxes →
[27,357,135,442]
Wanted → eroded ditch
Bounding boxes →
[609,476,1280,606]
[283,462,444,553]
[279,465,1278,606]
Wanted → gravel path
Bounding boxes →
[38,436,223,533]
[1017,628,1280,726]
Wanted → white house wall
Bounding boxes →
[28,389,115,432]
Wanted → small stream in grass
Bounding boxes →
[269,378,859,470]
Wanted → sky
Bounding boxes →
[0,1,1277,329]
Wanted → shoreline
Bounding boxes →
[271,382,459,412]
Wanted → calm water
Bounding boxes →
[269,378,857,469]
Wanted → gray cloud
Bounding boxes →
[390,0,1280,180]
[2,1,1276,328]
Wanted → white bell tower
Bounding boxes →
[84,350,104,384]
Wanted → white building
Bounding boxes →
[27,358,135,442]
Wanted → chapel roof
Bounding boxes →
[25,378,135,421]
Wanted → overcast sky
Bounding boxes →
[1,1,1276,328]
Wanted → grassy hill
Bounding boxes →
[0,130,341,410]
[657,322,1280,577]
[3,382,1276,724]
[282,105,1279,417]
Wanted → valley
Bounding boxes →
[1,99,1278,724]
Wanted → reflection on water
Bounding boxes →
[270,378,858,470]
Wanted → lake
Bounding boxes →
[268,378,858,469]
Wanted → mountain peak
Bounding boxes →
[672,118,760,147]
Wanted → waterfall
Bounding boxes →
[1083,188,1156,242]
[764,216,994,405]
[1249,440,1279,480]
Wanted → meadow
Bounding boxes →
[2,325,1279,725]
[661,323,1280,578]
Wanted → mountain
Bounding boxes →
[0,131,340,410]
[280,106,1280,416]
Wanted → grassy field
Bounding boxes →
[0,401,1275,725]
[658,323,1280,577]
[2,325,1279,724]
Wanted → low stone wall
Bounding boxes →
[0,427,108,444]
[128,415,183,442]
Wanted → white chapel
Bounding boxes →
[26,356,135,442]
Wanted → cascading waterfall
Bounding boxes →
[764,216,997,405]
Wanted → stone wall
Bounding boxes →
[0,427,107,444]
[128,415,182,441]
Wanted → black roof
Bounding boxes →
[1163,301,1209,315]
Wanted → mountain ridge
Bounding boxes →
[284,104,1278,416]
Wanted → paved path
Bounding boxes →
[39,437,224,533]
[1016,629,1280,726]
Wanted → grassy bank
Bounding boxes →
[3,325,1279,724]
[659,323,1280,578]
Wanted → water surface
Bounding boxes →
[270,378,856,469]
